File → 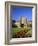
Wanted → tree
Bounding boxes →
[12,20,16,24]
[12,20,17,28]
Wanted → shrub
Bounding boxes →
[24,26,29,33]
[12,24,18,28]
[20,24,24,28]
[25,31,32,37]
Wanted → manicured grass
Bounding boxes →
[12,28,21,34]
[11,28,21,38]
[12,26,29,34]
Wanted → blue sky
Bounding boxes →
[11,6,32,21]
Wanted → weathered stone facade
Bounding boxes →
[15,16,28,28]
[20,16,27,26]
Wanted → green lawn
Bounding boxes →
[12,26,29,34]
[11,28,21,38]
[12,28,21,34]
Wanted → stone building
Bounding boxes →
[15,16,28,28]
[20,16,27,26]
